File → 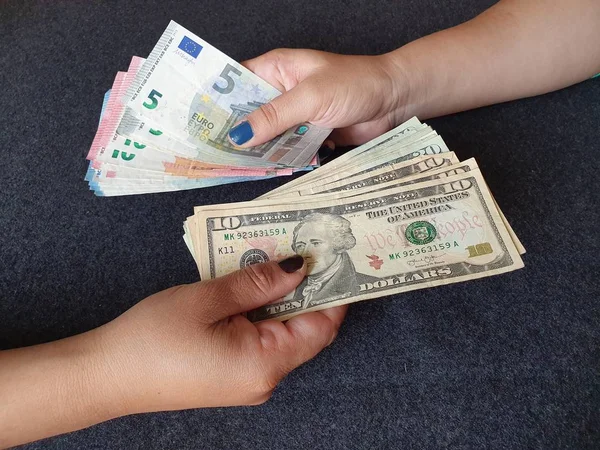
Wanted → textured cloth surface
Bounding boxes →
[1,1,599,449]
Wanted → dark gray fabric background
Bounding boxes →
[1,1,599,448]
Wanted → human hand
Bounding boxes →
[227,49,409,148]
[98,255,347,414]
[0,256,348,447]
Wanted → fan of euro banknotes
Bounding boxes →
[183,116,526,322]
[85,21,329,196]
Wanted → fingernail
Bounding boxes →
[278,255,304,273]
[228,121,254,145]
[318,145,334,162]
[323,139,335,150]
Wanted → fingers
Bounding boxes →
[200,256,306,321]
[227,82,321,148]
[241,53,286,92]
[234,49,335,148]
[241,48,322,90]
[255,304,349,376]
[323,139,336,150]
[285,305,348,356]
[330,118,394,147]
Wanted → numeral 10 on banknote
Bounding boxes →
[466,242,493,257]
[211,216,242,230]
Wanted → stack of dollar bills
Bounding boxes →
[85,21,329,196]
[183,117,526,321]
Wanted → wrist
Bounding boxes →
[74,328,134,421]
[36,328,134,430]
[377,48,424,124]
[87,322,152,418]
[0,329,131,447]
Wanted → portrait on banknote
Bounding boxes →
[291,212,380,308]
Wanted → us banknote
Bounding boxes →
[186,157,524,258]
[191,170,523,321]
[292,153,460,197]
[274,157,525,255]
[184,155,460,263]
[257,117,431,198]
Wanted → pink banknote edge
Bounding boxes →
[87,56,145,161]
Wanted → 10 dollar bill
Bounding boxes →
[193,170,523,321]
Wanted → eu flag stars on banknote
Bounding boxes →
[85,21,327,196]
[178,36,203,58]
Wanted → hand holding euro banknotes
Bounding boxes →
[87,21,525,320]
[86,21,329,196]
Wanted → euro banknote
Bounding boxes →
[124,21,330,168]
[85,21,327,196]
[86,68,318,195]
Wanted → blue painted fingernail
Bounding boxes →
[228,121,254,145]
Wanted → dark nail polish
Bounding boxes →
[228,121,254,145]
[278,255,304,273]
[318,145,334,162]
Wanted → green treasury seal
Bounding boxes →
[405,221,437,245]
[240,249,270,268]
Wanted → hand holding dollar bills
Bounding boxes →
[184,118,525,321]
[85,21,330,196]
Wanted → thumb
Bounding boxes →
[227,83,320,148]
[200,255,306,321]
[255,304,348,380]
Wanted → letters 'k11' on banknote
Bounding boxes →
[191,170,524,321]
